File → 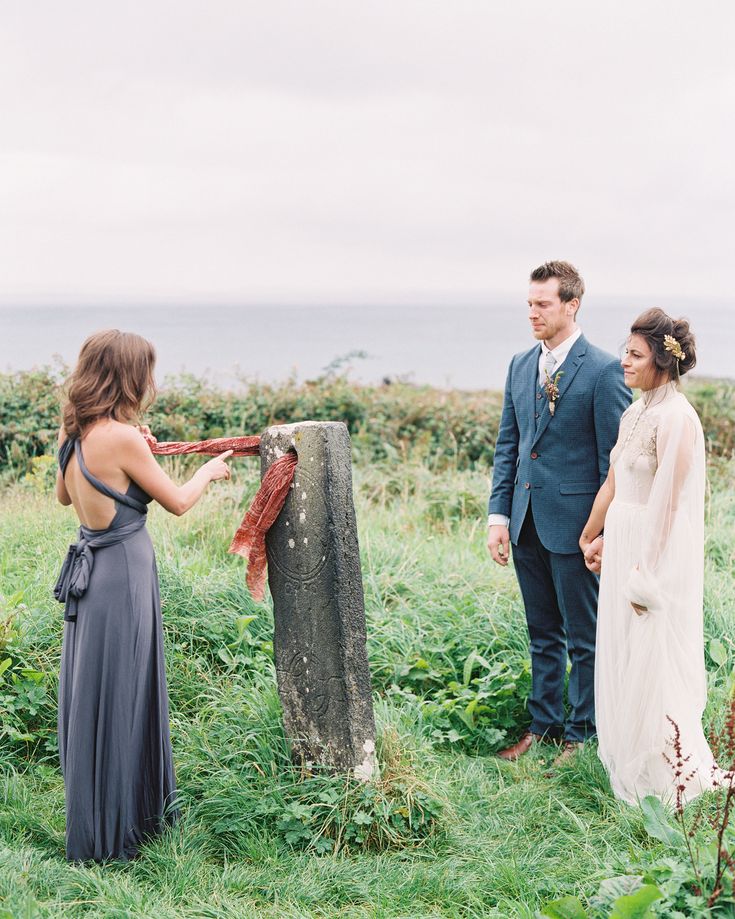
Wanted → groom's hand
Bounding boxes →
[488,525,511,567]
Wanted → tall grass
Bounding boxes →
[1,450,734,916]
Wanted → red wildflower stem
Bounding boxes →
[712,782,735,899]
[666,704,735,908]
[666,716,703,893]
[677,805,703,896]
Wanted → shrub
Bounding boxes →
[0,366,64,477]
[1,366,732,480]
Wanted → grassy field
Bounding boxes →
[1,452,734,918]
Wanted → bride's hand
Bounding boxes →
[585,553,602,574]
[582,536,604,573]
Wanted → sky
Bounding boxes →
[1,0,733,306]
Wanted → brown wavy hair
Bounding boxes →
[630,308,697,380]
[62,330,157,438]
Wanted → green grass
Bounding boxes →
[1,456,734,918]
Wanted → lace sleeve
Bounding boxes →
[624,406,701,610]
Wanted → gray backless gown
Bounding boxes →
[55,437,177,862]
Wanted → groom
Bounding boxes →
[488,261,630,763]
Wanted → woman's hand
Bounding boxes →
[120,428,231,515]
[202,450,233,482]
[582,535,604,573]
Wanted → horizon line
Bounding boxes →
[0,293,731,310]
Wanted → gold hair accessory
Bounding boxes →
[663,334,686,361]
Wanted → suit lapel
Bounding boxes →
[532,334,588,445]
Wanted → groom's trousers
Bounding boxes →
[511,508,598,743]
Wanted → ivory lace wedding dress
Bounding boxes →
[596,381,716,804]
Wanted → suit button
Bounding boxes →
[524,482,530,489]
[535,412,539,419]
[536,392,542,400]
[531,452,538,459]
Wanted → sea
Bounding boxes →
[0,299,731,391]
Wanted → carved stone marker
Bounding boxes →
[260,421,377,779]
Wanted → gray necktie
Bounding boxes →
[540,349,556,386]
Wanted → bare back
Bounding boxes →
[57,416,231,520]
[61,421,134,529]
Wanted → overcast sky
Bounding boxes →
[1,0,733,305]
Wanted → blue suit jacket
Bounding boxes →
[488,334,631,554]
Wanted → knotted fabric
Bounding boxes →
[145,436,261,458]
[54,518,147,621]
[143,434,297,601]
[228,451,298,599]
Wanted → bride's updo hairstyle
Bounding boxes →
[630,308,697,380]
[62,330,157,438]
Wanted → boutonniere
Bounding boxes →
[543,370,564,416]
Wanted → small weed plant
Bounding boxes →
[388,649,531,754]
[0,593,54,756]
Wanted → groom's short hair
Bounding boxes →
[530,261,585,307]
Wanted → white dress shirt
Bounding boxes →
[488,327,583,529]
[537,327,582,386]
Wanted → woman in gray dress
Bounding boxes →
[54,330,232,862]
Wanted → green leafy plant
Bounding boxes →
[256,773,442,855]
[0,365,64,477]
[389,649,531,754]
[637,709,735,911]
[540,882,663,918]
[0,594,55,756]
[21,455,57,494]
[549,699,735,917]
[0,891,42,919]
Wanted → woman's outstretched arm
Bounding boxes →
[116,425,233,516]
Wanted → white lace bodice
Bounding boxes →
[610,382,691,507]
[608,380,705,611]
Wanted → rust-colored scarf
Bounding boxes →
[143,434,297,601]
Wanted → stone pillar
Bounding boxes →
[260,421,377,779]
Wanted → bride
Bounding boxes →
[579,308,716,804]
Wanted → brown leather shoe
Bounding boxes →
[497,732,543,761]
[550,740,583,769]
